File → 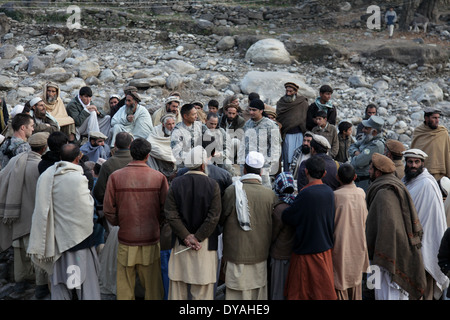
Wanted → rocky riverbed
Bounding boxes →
[0,0,449,300]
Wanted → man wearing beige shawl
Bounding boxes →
[333,163,369,300]
[41,82,76,140]
[366,153,427,300]
[0,132,49,299]
[27,144,100,300]
[411,108,450,181]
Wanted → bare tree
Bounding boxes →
[398,0,440,31]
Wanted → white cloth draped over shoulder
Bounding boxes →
[110,104,154,147]
[403,168,450,298]
[27,161,94,275]
[146,124,176,163]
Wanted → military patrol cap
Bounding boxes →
[371,153,395,174]
[28,132,50,147]
[385,139,406,157]
[361,115,384,132]
[402,149,428,160]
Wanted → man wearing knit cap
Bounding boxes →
[110,90,154,148]
[164,145,222,300]
[411,108,450,181]
[239,98,281,188]
[348,115,385,192]
[276,82,309,172]
[366,153,427,300]
[384,139,406,179]
[29,97,59,134]
[66,86,111,142]
[220,151,277,300]
[0,131,50,299]
[402,148,450,300]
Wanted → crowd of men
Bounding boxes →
[0,80,449,301]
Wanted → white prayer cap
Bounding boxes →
[402,149,428,160]
[109,94,121,101]
[29,97,42,107]
[10,104,24,118]
[311,133,331,150]
[245,151,265,169]
[439,176,450,197]
[185,146,207,169]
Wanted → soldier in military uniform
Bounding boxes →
[348,115,385,192]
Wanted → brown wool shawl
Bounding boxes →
[275,95,309,137]
[366,173,427,300]
[411,123,450,180]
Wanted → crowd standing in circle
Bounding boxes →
[0,80,449,301]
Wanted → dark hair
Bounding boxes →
[248,92,260,101]
[207,99,219,108]
[315,110,327,119]
[338,121,352,133]
[11,113,33,131]
[365,103,377,113]
[47,131,68,152]
[23,101,31,113]
[79,86,93,97]
[31,144,46,153]
[338,163,356,185]
[249,99,264,110]
[310,139,327,154]
[319,85,333,94]
[206,112,219,121]
[94,163,102,175]
[115,132,133,149]
[305,155,326,179]
[60,143,80,162]
[244,163,261,175]
[180,104,195,117]
[130,138,151,161]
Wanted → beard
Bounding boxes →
[404,165,424,183]
[47,96,56,103]
[163,127,173,136]
[282,94,296,103]
[301,145,311,155]
[426,120,438,130]
[361,132,374,144]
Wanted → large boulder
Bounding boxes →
[411,82,444,106]
[77,61,100,80]
[245,38,291,65]
[285,41,349,62]
[361,41,449,65]
[240,71,316,105]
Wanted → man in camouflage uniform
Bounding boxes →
[348,115,385,192]
[238,99,281,188]
[0,113,34,169]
